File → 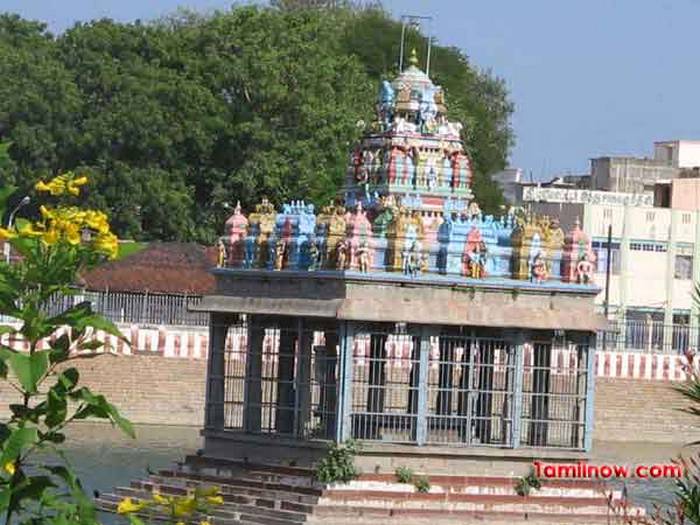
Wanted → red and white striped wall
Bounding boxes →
[0,323,698,382]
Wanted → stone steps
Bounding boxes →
[144,474,320,505]
[102,486,309,525]
[95,459,644,525]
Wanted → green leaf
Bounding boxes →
[57,368,79,391]
[0,424,10,445]
[49,301,129,344]
[45,388,68,428]
[0,325,16,337]
[128,515,147,525]
[8,351,50,394]
[0,426,38,466]
[0,185,17,220]
[70,387,135,438]
[77,340,105,351]
[39,430,66,444]
[11,474,56,507]
[8,404,39,423]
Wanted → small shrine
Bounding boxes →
[194,49,605,474]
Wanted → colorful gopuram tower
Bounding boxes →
[345,48,472,215]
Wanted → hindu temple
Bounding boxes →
[100,49,629,525]
[197,47,604,457]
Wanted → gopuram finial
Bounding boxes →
[409,48,419,67]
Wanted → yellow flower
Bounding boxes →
[200,521,212,525]
[34,180,53,193]
[195,486,220,497]
[206,495,224,505]
[66,175,89,196]
[18,223,43,238]
[35,175,68,196]
[93,231,119,259]
[4,461,16,475]
[0,227,16,240]
[172,495,197,517]
[39,205,54,219]
[152,492,170,505]
[62,221,81,245]
[116,497,146,514]
[42,228,59,246]
[176,522,185,525]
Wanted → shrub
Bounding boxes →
[414,476,431,493]
[395,466,414,484]
[315,440,359,484]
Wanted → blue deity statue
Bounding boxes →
[418,85,438,133]
[377,80,395,130]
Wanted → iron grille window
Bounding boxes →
[675,255,693,280]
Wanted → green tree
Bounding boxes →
[0,5,514,240]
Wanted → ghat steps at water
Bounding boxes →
[96,457,643,525]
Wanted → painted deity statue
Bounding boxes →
[274,239,286,271]
[419,85,439,133]
[336,240,349,270]
[575,253,594,284]
[356,241,370,273]
[307,241,320,271]
[217,239,227,268]
[531,252,549,283]
[377,80,395,131]
[403,242,422,278]
[466,241,487,279]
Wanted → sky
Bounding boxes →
[2,0,700,180]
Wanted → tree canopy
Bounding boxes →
[0,5,514,243]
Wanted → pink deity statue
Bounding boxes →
[462,225,483,276]
[345,202,373,270]
[224,201,248,266]
[562,218,596,283]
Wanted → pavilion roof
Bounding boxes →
[79,242,216,295]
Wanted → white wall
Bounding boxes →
[655,141,700,168]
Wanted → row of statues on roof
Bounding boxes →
[216,198,597,286]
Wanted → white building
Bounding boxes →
[518,140,700,352]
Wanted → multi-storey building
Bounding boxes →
[521,162,700,353]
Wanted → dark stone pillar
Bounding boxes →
[407,335,421,414]
[322,331,339,439]
[244,318,264,433]
[205,312,235,430]
[474,342,495,444]
[366,332,387,439]
[407,334,421,441]
[276,326,296,434]
[295,323,313,437]
[436,337,455,415]
[457,338,473,443]
[529,342,552,446]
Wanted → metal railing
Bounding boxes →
[597,320,699,354]
[0,290,209,327]
[221,321,339,440]
[211,320,593,450]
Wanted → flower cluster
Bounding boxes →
[34,173,88,197]
[116,485,223,525]
[0,173,118,259]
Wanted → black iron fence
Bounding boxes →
[0,290,209,327]
[598,320,699,354]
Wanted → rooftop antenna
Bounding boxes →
[399,15,434,73]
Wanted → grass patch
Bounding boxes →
[117,241,148,260]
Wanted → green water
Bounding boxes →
[58,423,202,524]
[37,424,686,521]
